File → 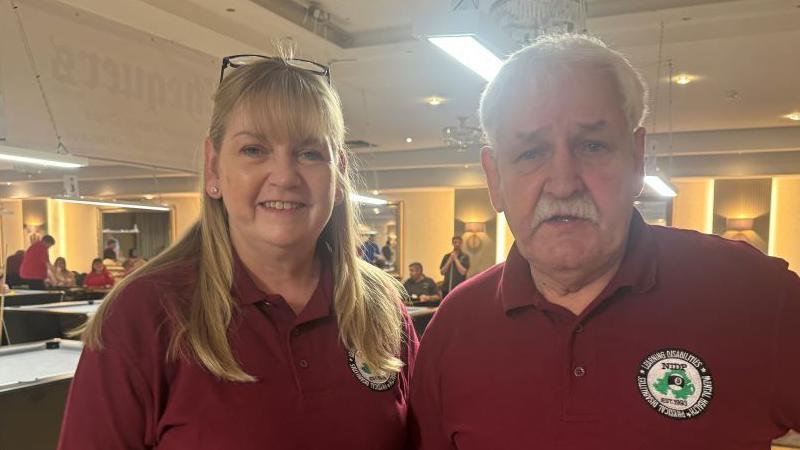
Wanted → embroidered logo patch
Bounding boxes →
[637,348,713,420]
[347,350,397,392]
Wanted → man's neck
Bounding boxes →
[530,255,624,317]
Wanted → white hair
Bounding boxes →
[479,33,649,147]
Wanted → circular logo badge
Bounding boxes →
[637,348,713,420]
[347,350,397,392]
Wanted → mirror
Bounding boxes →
[358,202,401,277]
[100,210,173,261]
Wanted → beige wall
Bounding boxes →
[770,177,800,273]
[47,200,100,272]
[383,189,455,280]
[162,194,202,240]
[454,188,497,275]
[671,178,714,233]
[0,199,25,263]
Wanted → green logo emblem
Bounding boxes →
[637,348,713,420]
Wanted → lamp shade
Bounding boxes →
[726,218,754,231]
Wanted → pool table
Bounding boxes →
[1,289,64,307]
[2,300,101,345]
[0,339,83,450]
[407,305,437,337]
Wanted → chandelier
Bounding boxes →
[442,117,483,152]
[489,0,588,44]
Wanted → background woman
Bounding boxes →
[48,256,76,287]
[82,258,114,289]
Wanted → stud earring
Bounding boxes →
[209,186,220,196]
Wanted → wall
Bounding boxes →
[771,177,800,273]
[161,194,201,240]
[454,188,497,275]
[382,189,455,280]
[496,212,514,263]
[47,200,100,272]
[712,178,772,253]
[671,178,714,233]
[0,199,24,262]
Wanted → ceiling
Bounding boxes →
[1,0,799,198]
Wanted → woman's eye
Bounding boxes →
[299,149,324,161]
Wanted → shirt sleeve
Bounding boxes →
[439,255,449,271]
[408,313,454,450]
[771,267,800,431]
[58,279,167,450]
[461,255,471,270]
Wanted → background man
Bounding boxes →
[439,236,470,297]
[20,234,55,290]
[403,262,441,304]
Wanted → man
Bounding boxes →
[439,236,470,297]
[19,235,55,290]
[360,234,380,265]
[403,262,441,304]
[410,34,799,449]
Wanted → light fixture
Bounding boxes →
[443,116,483,151]
[464,222,486,233]
[673,73,693,85]
[425,96,446,106]
[644,175,677,197]
[371,190,380,195]
[726,217,754,231]
[427,35,502,81]
[0,144,88,168]
[405,137,413,143]
[373,208,381,215]
[785,112,800,121]
[53,195,170,211]
[143,194,155,200]
[350,194,388,205]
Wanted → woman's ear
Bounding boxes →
[204,137,222,199]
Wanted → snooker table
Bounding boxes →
[2,300,101,345]
[1,289,64,307]
[0,339,83,450]
[407,306,437,337]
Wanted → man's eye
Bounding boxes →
[240,146,265,156]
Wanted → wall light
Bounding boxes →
[726,217,754,231]
[464,222,486,233]
[0,144,88,168]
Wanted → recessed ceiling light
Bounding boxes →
[373,208,381,215]
[371,190,380,195]
[785,112,800,121]
[5,182,11,186]
[405,137,413,143]
[673,73,693,85]
[425,96,446,106]
[143,194,155,200]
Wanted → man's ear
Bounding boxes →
[481,146,506,213]
[204,137,222,198]
[632,127,646,195]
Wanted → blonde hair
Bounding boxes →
[480,33,649,146]
[82,57,406,381]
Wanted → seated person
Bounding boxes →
[102,249,126,282]
[48,256,77,287]
[403,262,441,303]
[122,248,146,275]
[84,258,114,289]
[5,250,24,287]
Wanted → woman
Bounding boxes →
[82,258,114,289]
[59,55,416,450]
[48,256,76,287]
[122,248,146,275]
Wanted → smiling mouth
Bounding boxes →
[258,201,307,210]
[544,215,586,223]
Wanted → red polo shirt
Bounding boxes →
[20,240,49,280]
[59,254,417,450]
[409,212,800,450]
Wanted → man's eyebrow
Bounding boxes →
[577,120,607,132]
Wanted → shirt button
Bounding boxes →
[298,359,309,369]
[575,324,584,334]
[291,328,301,337]
[573,366,586,377]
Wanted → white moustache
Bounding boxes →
[530,194,600,230]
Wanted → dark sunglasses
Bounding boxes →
[219,54,331,84]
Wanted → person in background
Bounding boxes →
[409,33,800,450]
[5,250,24,287]
[382,238,394,264]
[48,257,76,287]
[438,236,470,297]
[83,258,114,289]
[403,262,441,304]
[104,239,119,260]
[102,248,126,282]
[360,234,380,264]
[59,54,416,450]
[20,235,56,290]
[122,248,146,275]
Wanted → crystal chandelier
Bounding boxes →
[489,0,588,44]
[442,117,483,152]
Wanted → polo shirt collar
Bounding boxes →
[499,209,658,314]
[230,249,334,323]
